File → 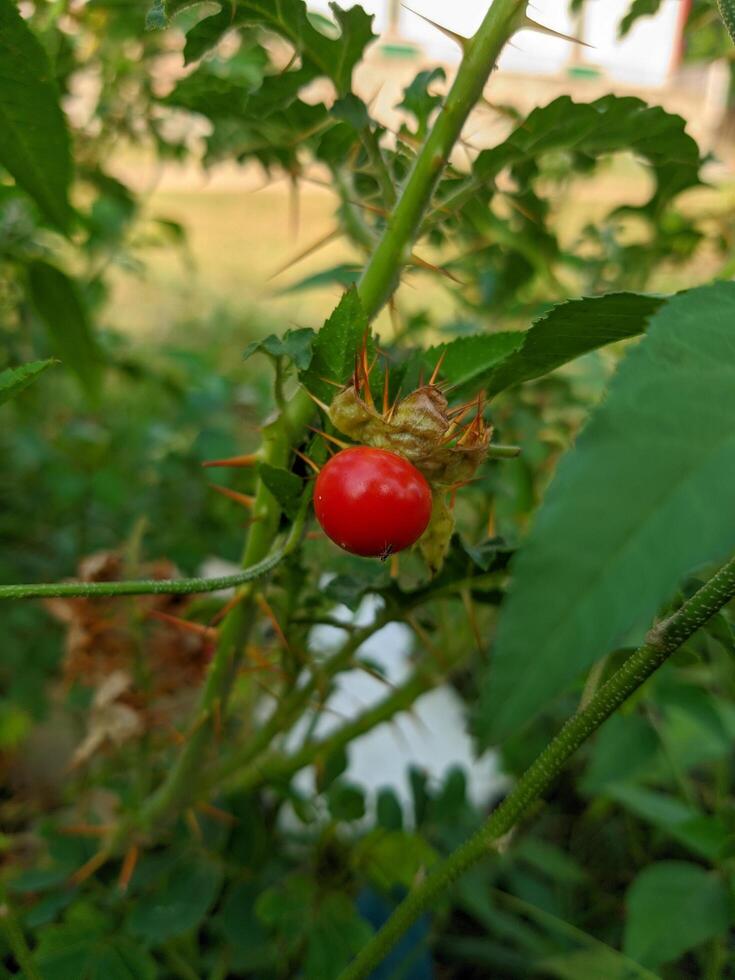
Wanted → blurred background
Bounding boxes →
[96,0,735,335]
[2,2,735,975]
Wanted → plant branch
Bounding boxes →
[356,0,527,316]
[0,893,41,980]
[0,550,286,600]
[214,659,446,795]
[339,554,735,979]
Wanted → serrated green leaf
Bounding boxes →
[184,0,375,94]
[243,327,316,371]
[0,0,73,231]
[421,332,523,397]
[475,95,701,214]
[164,49,267,116]
[486,293,664,397]
[27,262,102,397]
[300,289,370,404]
[479,283,735,742]
[0,359,56,407]
[624,862,730,968]
[399,67,445,137]
[258,463,303,519]
[127,854,223,943]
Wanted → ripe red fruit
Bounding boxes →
[314,446,433,558]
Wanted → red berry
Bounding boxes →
[313,446,432,558]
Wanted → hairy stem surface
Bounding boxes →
[339,555,735,979]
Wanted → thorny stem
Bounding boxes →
[128,403,314,838]
[356,0,527,315]
[208,567,503,791]
[338,554,735,980]
[219,660,449,796]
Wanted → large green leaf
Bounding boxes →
[27,261,102,397]
[184,0,376,95]
[299,288,370,404]
[624,862,731,968]
[0,0,73,231]
[474,95,702,214]
[478,282,735,743]
[486,293,664,397]
[0,359,56,407]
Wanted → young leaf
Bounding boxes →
[619,0,664,38]
[300,288,370,404]
[27,262,103,397]
[624,862,731,968]
[399,68,446,137]
[0,0,73,232]
[0,359,56,407]
[34,922,157,979]
[478,282,735,743]
[486,293,664,397]
[244,328,316,371]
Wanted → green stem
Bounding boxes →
[339,554,735,980]
[213,657,445,794]
[210,568,501,791]
[210,608,396,786]
[130,421,314,836]
[356,0,527,316]
[0,894,41,980]
[0,550,285,600]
